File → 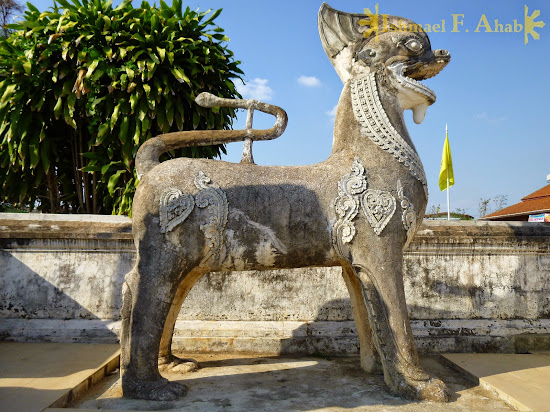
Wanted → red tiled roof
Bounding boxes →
[482,184,550,220]
[522,184,550,201]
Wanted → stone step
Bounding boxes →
[515,333,550,353]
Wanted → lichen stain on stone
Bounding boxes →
[537,255,550,271]
[221,209,288,269]
[222,229,247,271]
[255,240,280,267]
[203,271,231,293]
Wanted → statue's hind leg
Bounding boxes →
[341,263,381,373]
[121,255,190,401]
[350,251,449,402]
[158,268,206,373]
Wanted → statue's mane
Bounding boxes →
[318,3,429,60]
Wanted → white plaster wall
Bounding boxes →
[1,242,132,320]
[1,214,549,353]
[405,253,550,320]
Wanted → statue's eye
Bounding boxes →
[405,39,423,53]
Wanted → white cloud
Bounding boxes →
[236,78,273,101]
[475,112,507,122]
[326,105,338,118]
[297,75,321,87]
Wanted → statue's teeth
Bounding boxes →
[412,103,428,124]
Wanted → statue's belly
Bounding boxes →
[219,184,335,271]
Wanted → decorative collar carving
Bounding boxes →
[350,73,428,198]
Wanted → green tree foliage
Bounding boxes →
[0,0,242,214]
[0,0,24,37]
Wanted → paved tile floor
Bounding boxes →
[0,342,119,412]
[443,352,550,411]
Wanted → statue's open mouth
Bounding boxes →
[389,62,437,104]
[389,54,450,105]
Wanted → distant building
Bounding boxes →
[481,179,550,222]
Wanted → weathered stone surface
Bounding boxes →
[406,222,550,321]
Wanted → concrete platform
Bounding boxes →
[67,353,514,411]
[443,352,550,411]
[0,342,119,411]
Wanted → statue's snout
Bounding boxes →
[434,49,451,60]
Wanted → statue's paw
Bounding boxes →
[158,355,198,373]
[123,376,187,401]
[413,378,450,402]
[393,376,450,403]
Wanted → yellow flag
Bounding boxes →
[439,131,454,191]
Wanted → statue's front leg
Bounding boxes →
[350,258,449,402]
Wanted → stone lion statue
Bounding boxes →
[121,3,451,402]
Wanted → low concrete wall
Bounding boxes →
[1,213,549,354]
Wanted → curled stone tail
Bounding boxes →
[135,93,287,179]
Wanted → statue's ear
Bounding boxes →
[318,3,370,81]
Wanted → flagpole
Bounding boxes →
[446,124,450,221]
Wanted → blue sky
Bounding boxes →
[28,0,549,217]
